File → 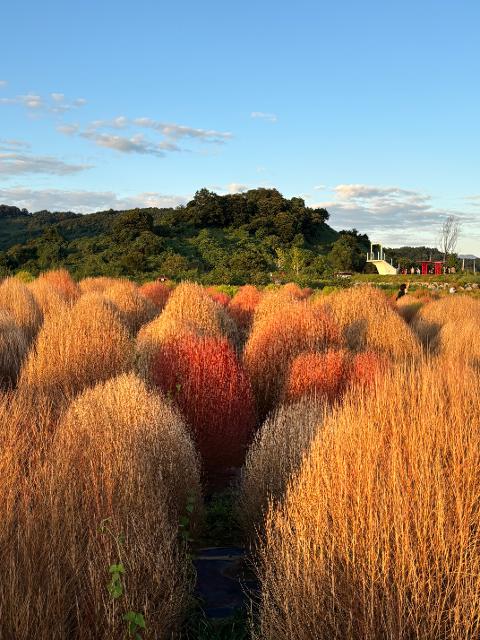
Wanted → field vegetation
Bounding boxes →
[0,270,479,638]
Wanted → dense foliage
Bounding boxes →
[0,189,363,283]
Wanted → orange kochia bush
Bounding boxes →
[284,349,384,404]
[244,301,340,418]
[139,281,173,311]
[228,285,263,334]
[151,334,257,476]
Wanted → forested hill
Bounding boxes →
[0,188,360,284]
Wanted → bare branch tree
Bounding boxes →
[438,215,460,261]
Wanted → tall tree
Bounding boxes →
[438,215,460,261]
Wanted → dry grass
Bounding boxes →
[0,311,29,389]
[37,269,80,302]
[103,279,158,334]
[256,359,480,639]
[321,285,422,360]
[239,397,324,538]
[78,276,119,294]
[0,373,200,639]
[244,300,340,418]
[251,287,302,327]
[19,292,133,401]
[412,296,480,357]
[137,282,240,372]
[0,277,43,342]
[395,294,423,323]
[28,278,69,316]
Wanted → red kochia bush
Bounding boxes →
[151,334,257,476]
[350,350,384,389]
[206,287,231,307]
[284,349,384,404]
[139,281,172,310]
[284,350,350,404]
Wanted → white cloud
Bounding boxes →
[0,91,86,114]
[0,152,92,176]
[88,116,129,130]
[0,80,7,88]
[79,131,181,156]
[313,183,480,249]
[0,139,31,150]
[133,117,233,143]
[313,184,326,191]
[227,183,248,194]
[56,123,80,136]
[57,115,232,156]
[0,187,187,213]
[251,111,277,123]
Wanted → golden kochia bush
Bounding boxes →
[20,293,133,400]
[244,301,340,418]
[0,277,42,342]
[437,318,480,365]
[28,278,68,315]
[0,311,29,389]
[395,294,423,323]
[36,269,79,302]
[0,373,201,639]
[250,287,303,328]
[137,281,240,368]
[321,285,421,360]
[78,275,119,293]
[256,361,480,640]
[412,295,480,352]
[103,279,158,334]
[239,397,324,537]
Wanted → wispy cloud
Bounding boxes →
[0,139,31,150]
[0,80,7,88]
[465,194,480,207]
[79,131,181,156]
[0,152,92,176]
[133,117,233,143]
[311,183,480,248]
[57,115,232,156]
[0,187,187,213]
[251,111,277,123]
[56,124,80,136]
[0,91,87,114]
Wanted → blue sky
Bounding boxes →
[1,0,479,252]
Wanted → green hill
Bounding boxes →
[0,188,346,284]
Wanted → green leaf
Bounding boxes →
[109,563,125,574]
[107,575,123,599]
[124,611,146,633]
[186,502,195,514]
